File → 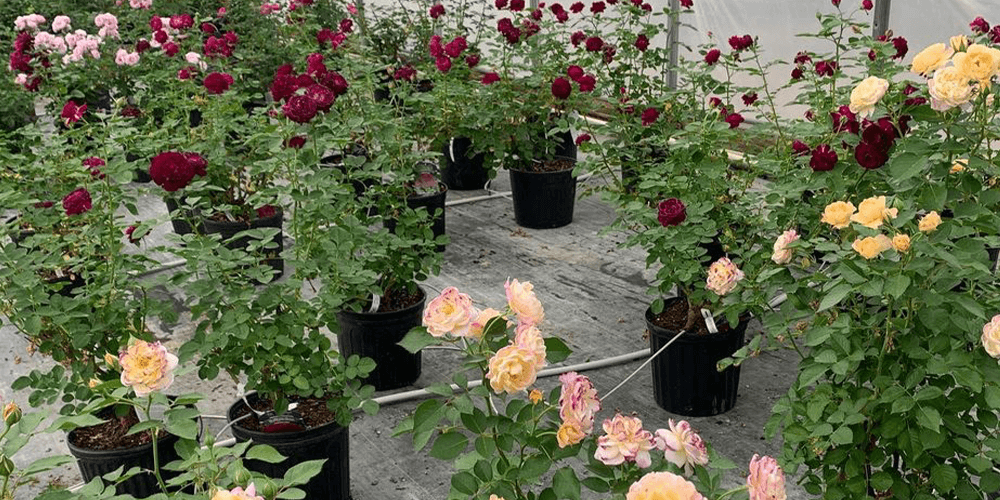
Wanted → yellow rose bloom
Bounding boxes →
[919,211,942,232]
[911,43,954,76]
[951,159,968,173]
[852,235,892,259]
[928,66,976,111]
[486,345,539,394]
[557,420,587,448]
[849,76,890,117]
[892,234,911,252]
[850,196,898,229]
[529,389,543,404]
[821,201,856,230]
[950,35,969,52]
[626,471,706,500]
[953,44,1000,88]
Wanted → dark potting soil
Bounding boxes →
[69,406,155,451]
[520,158,575,173]
[649,298,733,336]
[232,396,338,432]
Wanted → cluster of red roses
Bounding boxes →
[789,51,838,81]
[149,151,207,192]
[428,35,473,73]
[795,110,910,172]
[270,54,349,124]
[8,31,45,91]
[970,16,1000,44]
[706,97,744,129]
[550,64,597,100]
[203,31,238,59]
[316,18,353,50]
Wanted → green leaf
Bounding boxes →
[582,477,610,493]
[283,459,327,486]
[552,468,581,500]
[986,386,1000,408]
[519,455,551,480]
[276,488,306,499]
[914,386,943,401]
[884,275,910,299]
[398,326,438,353]
[870,471,893,492]
[165,418,199,441]
[46,414,105,432]
[916,407,941,434]
[21,455,74,476]
[293,375,309,391]
[451,471,478,495]
[246,445,286,464]
[361,400,379,415]
[429,431,468,460]
[544,337,572,363]
[425,383,454,397]
[830,426,853,445]
[889,153,928,181]
[930,464,957,492]
[818,283,853,312]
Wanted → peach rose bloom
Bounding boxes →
[919,211,942,232]
[423,287,476,337]
[981,315,1000,359]
[528,389,543,404]
[910,43,954,76]
[891,234,911,252]
[852,235,892,259]
[505,278,544,325]
[851,196,898,229]
[626,471,706,500]
[848,76,890,117]
[771,229,799,265]
[951,159,968,173]
[706,257,744,296]
[654,420,709,476]
[489,495,506,500]
[953,44,1000,88]
[594,414,655,468]
[557,420,587,448]
[467,307,501,339]
[119,340,178,397]
[821,201,856,229]
[747,455,787,500]
[486,345,539,394]
[929,66,976,111]
[212,484,264,500]
[514,323,547,370]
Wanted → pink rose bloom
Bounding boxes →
[626,471,705,500]
[706,257,744,296]
[211,483,264,500]
[94,13,119,39]
[653,420,709,476]
[130,0,153,8]
[14,74,28,86]
[558,372,600,434]
[594,414,655,468]
[115,48,139,66]
[15,14,46,32]
[747,455,786,500]
[423,287,476,337]
[486,344,540,394]
[346,3,358,15]
[468,308,502,339]
[34,32,68,54]
[514,323,546,370]
[771,229,799,265]
[52,16,72,32]
[505,278,544,325]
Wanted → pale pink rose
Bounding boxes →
[94,13,119,39]
[558,372,600,434]
[126,52,139,65]
[14,74,28,86]
[115,48,139,65]
[15,14,46,32]
[505,278,544,325]
[218,7,227,16]
[347,3,358,15]
[747,455,786,500]
[514,323,546,370]
[468,308,501,339]
[653,420,709,476]
[982,315,1000,359]
[129,0,153,9]
[33,32,67,54]
[211,482,264,500]
[184,51,207,70]
[771,229,799,265]
[119,340,178,397]
[422,287,476,337]
[626,471,705,500]
[51,16,72,32]
[706,257,745,296]
[64,30,86,49]
[594,414,656,468]
[486,345,539,394]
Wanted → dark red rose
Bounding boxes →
[465,54,480,67]
[602,44,616,63]
[34,201,54,209]
[577,74,596,92]
[809,144,837,172]
[970,16,990,34]
[340,19,353,33]
[256,205,277,218]
[481,72,500,85]
[495,0,508,8]
[201,22,216,33]
[551,77,572,99]
[83,157,106,179]
[791,67,804,80]
[641,107,659,126]
[556,10,569,22]
[306,84,336,111]
[283,95,318,123]
[550,2,565,13]
[814,60,836,77]
[13,32,33,53]
[902,84,917,96]
[393,65,416,81]
[680,0,692,7]
[531,8,543,20]
[742,93,758,106]
[792,140,810,156]
[641,3,651,11]
[703,48,721,65]
[708,96,722,108]
[989,25,1000,43]
[854,142,888,170]
[429,4,445,18]
[177,67,192,80]
[793,51,811,65]
[319,71,348,96]
[63,188,92,216]
[804,110,815,121]
[125,225,141,245]
[306,53,326,76]
[891,36,908,60]
[150,15,162,31]
[861,0,872,10]
[571,31,586,46]
[295,74,317,89]
[121,106,141,118]
[286,136,307,148]
[163,42,179,56]
[204,36,235,58]
[203,72,234,94]
[444,36,467,58]
[135,39,151,53]
[567,65,585,81]
[831,105,859,134]
[182,153,207,177]
[728,34,753,51]
[153,29,168,44]
[635,34,649,51]
[657,198,686,227]
[591,1,606,13]
[61,101,86,125]
[435,56,452,73]
[575,133,591,145]
[170,14,194,30]
[725,113,744,128]
[570,2,584,12]
[905,97,927,106]
[429,34,444,57]
[585,36,603,52]
[317,28,335,46]
[522,19,541,38]
[510,0,525,10]
[831,0,840,6]
[897,115,912,136]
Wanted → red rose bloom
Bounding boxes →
[725,112,744,128]
[136,39,151,53]
[728,34,753,51]
[531,8,543,20]
[575,134,591,145]
[170,14,194,30]
[269,74,297,102]
[306,84,336,111]
[570,2,584,12]
[319,71,349,96]
[742,93,758,106]
[704,48,721,65]
[791,67,804,80]
[429,4,445,18]
[178,68,192,80]
[905,97,927,106]
[510,0,525,10]
[657,198,686,227]
[814,60,836,77]
[61,101,87,125]
[641,107,659,126]
[444,36,467,58]
[831,0,840,6]
[680,0,692,7]
[393,65,416,81]
[854,142,888,170]
[861,121,895,151]
[590,1,606,13]
[791,140,810,156]
[256,205,278,218]
[121,106,141,118]
[83,157,106,178]
[635,34,649,51]
[339,19,353,33]
[183,153,207,177]
[602,45,616,63]
[577,74,596,92]
[970,16,990,34]
[150,15,162,30]
[708,97,722,108]
[153,29,168,44]
[125,225,141,245]
[571,31,586,46]
[283,95,318,123]
[793,51,811,65]
[163,42,179,56]
[435,56,452,73]
[429,35,444,57]
[891,36,908,60]
[551,77,572,99]
[63,188,92,216]
[809,144,837,172]
[465,54,480,67]
[831,105,859,134]
[585,36,603,52]
[203,72,234,94]
[201,22,216,33]
[567,65,584,81]
[149,152,197,191]
[286,136,307,149]
[481,72,500,85]
[861,0,872,10]
[495,0,508,8]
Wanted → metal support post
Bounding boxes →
[872,0,891,38]
[666,0,681,90]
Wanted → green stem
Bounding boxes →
[145,396,168,493]
[715,486,748,500]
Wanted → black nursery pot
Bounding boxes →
[336,288,425,391]
[228,394,351,500]
[67,426,181,498]
[163,197,203,237]
[509,160,577,229]
[646,298,747,417]
[201,209,285,279]
[440,137,489,190]
[384,184,447,252]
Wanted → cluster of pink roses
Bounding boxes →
[8,14,128,90]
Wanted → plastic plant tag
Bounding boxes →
[700,308,719,333]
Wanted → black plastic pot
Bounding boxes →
[441,137,489,190]
[228,394,350,500]
[336,288,425,391]
[67,427,181,498]
[509,161,576,229]
[202,209,284,279]
[163,197,203,237]
[646,298,746,417]
[385,184,447,252]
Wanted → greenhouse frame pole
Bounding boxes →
[872,0,891,38]
[666,0,680,89]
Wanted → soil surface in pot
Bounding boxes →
[232,396,338,432]
[650,298,733,336]
[69,406,154,450]
[519,158,575,173]
[360,287,423,313]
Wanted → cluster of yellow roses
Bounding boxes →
[821,195,940,260]
[912,35,1000,111]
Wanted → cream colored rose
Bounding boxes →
[982,315,1000,359]
[486,345,539,394]
[852,235,892,259]
[950,35,969,52]
[919,211,942,232]
[821,201,856,229]
[953,44,1000,88]
[422,287,476,338]
[910,43,954,76]
[851,196,898,229]
[848,76,890,118]
[557,420,587,448]
[505,278,544,325]
[928,66,976,111]
[771,229,799,265]
[467,307,501,339]
[891,234,911,252]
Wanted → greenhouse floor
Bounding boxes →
[1,168,807,499]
